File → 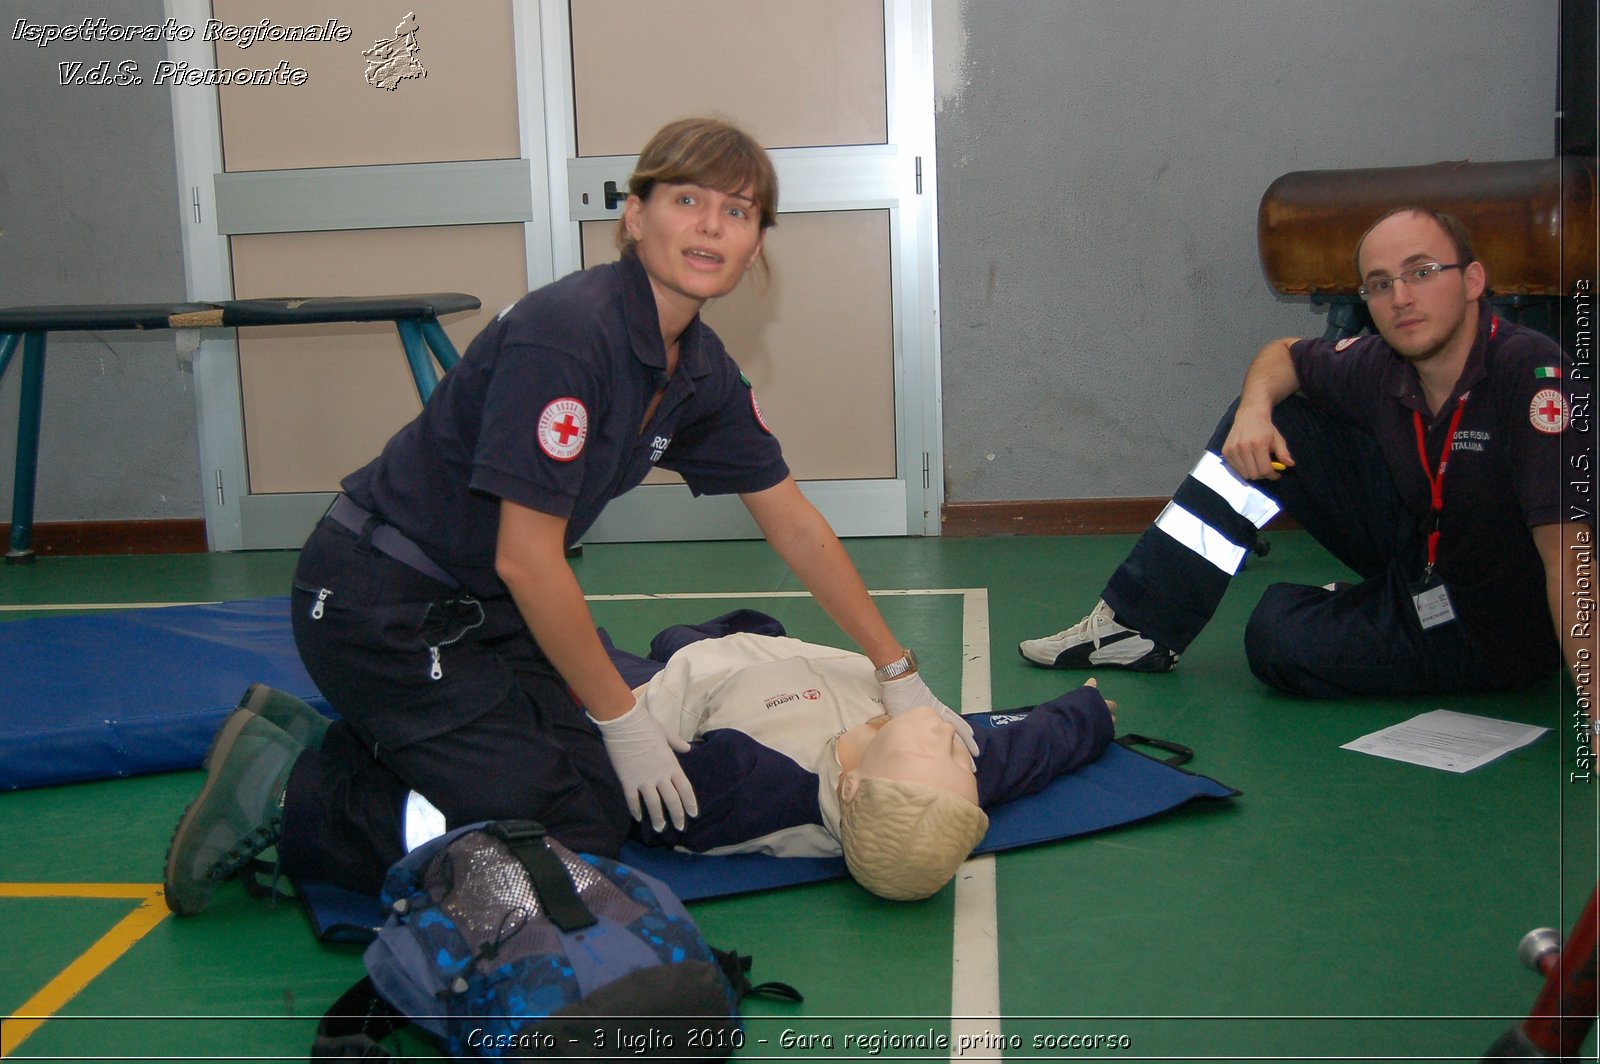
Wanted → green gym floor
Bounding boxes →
[1,532,1594,1062]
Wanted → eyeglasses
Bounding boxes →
[1357,262,1465,302]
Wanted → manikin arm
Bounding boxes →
[972,684,1116,807]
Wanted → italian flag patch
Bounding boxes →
[1535,366,1562,379]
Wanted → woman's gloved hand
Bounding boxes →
[590,701,698,831]
[878,662,979,757]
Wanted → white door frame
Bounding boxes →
[170,0,945,549]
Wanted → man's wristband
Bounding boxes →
[874,649,918,682]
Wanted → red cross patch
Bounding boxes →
[537,398,588,460]
[750,389,771,435]
[1529,388,1569,435]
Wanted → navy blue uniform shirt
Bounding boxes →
[343,251,789,597]
[1290,305,1590,656]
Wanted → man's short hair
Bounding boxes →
[838,776,989,901]
[1352,206,1477,277]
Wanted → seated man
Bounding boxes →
[1020,207,1592,701]
[625,631,1115,899]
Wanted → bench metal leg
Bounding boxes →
[418,318,460,373]
[394,319,441,404]
[0,333,18,380]
[7,332,46,564]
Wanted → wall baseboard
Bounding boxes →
[1,519,208,558]
[942,498,1165,537]
[0,506,1295,554]
[941,498,1299,537]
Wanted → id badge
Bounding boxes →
[1410,574,1457,630]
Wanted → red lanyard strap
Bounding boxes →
[1408,317,1494,575]
[1412,396,1468,573]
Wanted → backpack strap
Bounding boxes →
[484,821,597,933]
[312,975,407,1060]
[712,948,804,1004]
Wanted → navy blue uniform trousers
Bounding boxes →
[1101,396,1549,698]
[278,519,629,895]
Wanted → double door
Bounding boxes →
[171,0,943,548]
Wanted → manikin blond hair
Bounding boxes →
[837,773,989,901]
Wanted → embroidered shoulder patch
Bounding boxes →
[1334,336,1361,352]
[1529,388,1569,435]
[750,389,771,435]
[537,398,588,460]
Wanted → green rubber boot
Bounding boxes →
[164,709,300,916]
[235,683,331,752]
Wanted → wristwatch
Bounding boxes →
[874,649,918,682]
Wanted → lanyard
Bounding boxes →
[1409,317,1496,577]
[1412,398,1468,576]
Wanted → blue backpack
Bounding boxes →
[314,820,797,1060]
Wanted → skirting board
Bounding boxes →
[3,505,1298,555]
[942,498,1299,537]
[1,520,208,557]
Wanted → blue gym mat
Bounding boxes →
[0,597,1237,936]
[0,597,332,791]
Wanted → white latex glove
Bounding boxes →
[589,701,698,832]
[879,670,980,756]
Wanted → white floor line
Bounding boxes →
[6,588,984,613]
[0,601,220,612]
[951,587,1002,1059]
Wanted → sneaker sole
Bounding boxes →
[164,708,256,916]
[1017,644,1179,673]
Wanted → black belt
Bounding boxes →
[326,495,460,589]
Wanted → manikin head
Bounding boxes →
[835,705,989,901]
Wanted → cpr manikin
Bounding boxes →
[622,632,1117,902]
[833,705,989,900]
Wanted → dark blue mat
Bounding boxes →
[0,596,1236,935]
[0,597,332,790]
[298,725,1238,941]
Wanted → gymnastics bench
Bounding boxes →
[1258,155,1597,339]
[0,293,479,563]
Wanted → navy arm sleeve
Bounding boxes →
[973,686,1116,809]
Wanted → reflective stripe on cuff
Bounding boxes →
[1191,451,1281,528]
[1154,501,1250,575]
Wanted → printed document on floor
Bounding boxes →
[1341,709,1549,773]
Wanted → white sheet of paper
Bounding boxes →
[1341,709,1549,773]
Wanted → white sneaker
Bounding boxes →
[1019,600,1179,672]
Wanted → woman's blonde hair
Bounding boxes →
[615,117,780,254]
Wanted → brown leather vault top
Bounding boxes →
[1259,157,1597,297]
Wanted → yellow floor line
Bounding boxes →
[0,883,162,899]
[1,886,169,1057]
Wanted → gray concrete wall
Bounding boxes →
[0,0,1561,528]
[0,0,197,523]
[934,0,1558,503]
